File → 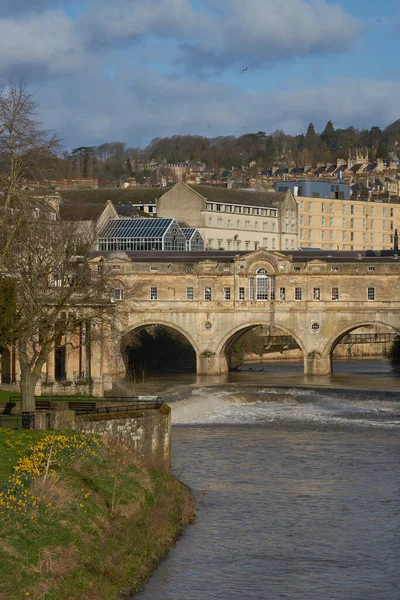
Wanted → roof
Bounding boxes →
[56,187,169,205]
[99,218,175,239]
[181,227,198,240]
[189,185,288,208]
[59,203,106,221]
[114,204,150,218]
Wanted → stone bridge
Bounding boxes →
[100,248,400,383]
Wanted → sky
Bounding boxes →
[1,0,399,151]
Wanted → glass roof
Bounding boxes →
[99,218,175,239]
[181,227,197,240]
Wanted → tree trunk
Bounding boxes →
[19,366,39,412]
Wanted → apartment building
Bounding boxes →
[275,180,400,250]
[157,182,298,252]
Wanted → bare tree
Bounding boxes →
[0,82,59,254]
[1,211,114,412]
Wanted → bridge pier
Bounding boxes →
[197,352,229,375]
[304,351,332,376]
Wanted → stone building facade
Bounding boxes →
[157,182,298,252]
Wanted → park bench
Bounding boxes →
[3,402,16,415]
[68,401,97,413]
[35,400,52,410]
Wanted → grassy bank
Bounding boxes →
[0,430,195,600]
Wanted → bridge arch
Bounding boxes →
[215,321,306,372]
[119,320,200,376]
[322,320,400,372]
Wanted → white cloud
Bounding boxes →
[0,11,84,74]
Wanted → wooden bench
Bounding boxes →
[35,401,52,411]
[68,401,97,413]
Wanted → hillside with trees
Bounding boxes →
[35,120,400,183]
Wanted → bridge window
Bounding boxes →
[279,287,286,301]
[204,287,212,301]
[367,287,375,301]
[313,287,321,300]
[186,287,194,301]
[256,269,268,300]
[239,287,245,300]
[270,277,275,300]
[295,287,302,301]
[150,287,158,300]
[332,287,339,300]
[249,278,255,300]
[224,287,231,301]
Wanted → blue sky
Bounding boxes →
[1,0,399,150]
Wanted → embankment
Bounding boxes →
[0,429,195,600]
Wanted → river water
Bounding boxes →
[135,359,400,600]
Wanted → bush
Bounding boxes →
[388,335,400,372]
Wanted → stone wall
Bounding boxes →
[76,406,171,471]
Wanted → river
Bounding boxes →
[133,359,400,600]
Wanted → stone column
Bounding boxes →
[304,351,332,375]
[197,352,229,375]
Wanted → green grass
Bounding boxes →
[0,390,20,403]
[0,430,195,600]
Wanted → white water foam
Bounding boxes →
[170,387,400,428]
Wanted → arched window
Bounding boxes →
[256,268,268,300]
[112,280,125,301]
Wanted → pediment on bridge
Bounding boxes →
[235,249,290,274]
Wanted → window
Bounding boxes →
[263,237,268,247]
[350,232,354,242]
[245,220,250,230]
[243,207,250,214]
[150,266,158,272]
[363,232,366,242]
[350,205,354,215]
[371,219,374,229]
[342,205,346,215]
[234,206,241,213]
[239,287,245,300]
[207,238,213,249]
[332,287,339,300]
[342,231,346,242]
[321,203,325,213]
[252,208,258,215]
[206,203,212,210]
[308,230,312,240]
[321,216,325,227]
[363,219,366,229]
[383,207,387,217]
[330,217,334,227]
[300,215,304,226]
[295,287,302,301]
[249,278,255,300]
[367,287,375,301]
[330,203,334,214]
[350,218,354,228]
[363,206,366,216]
[270,277,275,301]
[390,221,394,230]
[371,233,374,243]
[216,204,221,211]
[255,222,259,231]
[383,220,387,230]
[331,266,338,272]
[204,287,212,301]
[256,268,268,300]
[308,202,312,212]
[294,266,301,271]
[368,266,375,271]
[371,206,375,216]
[300,230,304,239]
[218,239,223,249]
[342,218,346,228]
[329,231,334,241]
[321,230,325,241]
[313,287,321,300]
[217,218,222,228]
[114,287,124,301]
[245,241,250,250]
[272,238,276,249]
[390,208,394,217]
[227,240,231,250]
[383,233,387,243]
[308,216,312,226]
[225,205,232,212]
[150,287,157,300]
[186,287,194,300]
[224,287,231,301]
[279,287,286,301]
[299,201,304,211]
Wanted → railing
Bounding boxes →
[0,413,35,430]
[74,402,163,416]
[8,396,164,413]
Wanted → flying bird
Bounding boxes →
[242,67,248,72]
